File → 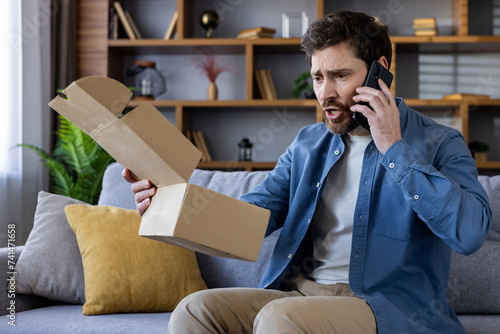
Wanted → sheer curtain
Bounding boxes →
[0,1,52,246]
[0,2,23,246]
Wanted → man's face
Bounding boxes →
[311,42,368,135]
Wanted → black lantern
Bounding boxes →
[238,138,253,161]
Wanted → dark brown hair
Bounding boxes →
[301,10,392,69]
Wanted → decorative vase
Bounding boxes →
[207,82,218,100]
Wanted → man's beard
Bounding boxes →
[322,100,359,135]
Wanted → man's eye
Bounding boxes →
[336,73,347,79]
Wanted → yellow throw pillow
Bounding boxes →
[65,204,207,315]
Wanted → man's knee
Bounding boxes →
[253,298,299,332]
[168,289,219,333]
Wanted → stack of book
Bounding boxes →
[111,1,142,40]
[413,18,437,36]
[237,27,276,39]
[254,69,277,100]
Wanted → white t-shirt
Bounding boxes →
[309,134,372,285]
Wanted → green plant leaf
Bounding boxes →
[17,114,114,204]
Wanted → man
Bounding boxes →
[123,10,491,333]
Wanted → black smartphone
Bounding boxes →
[352,60,393,131]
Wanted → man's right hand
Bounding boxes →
[122,168,156,216]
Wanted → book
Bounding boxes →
[125,10,142,39]
[109,7,119,39]
[255,69,277,100]
[443,93,490,100]
[113,1,136,40]
[184,130,194,143]
[413,18,436,28]
[264,69,277,100]
[414,29,438,37]
[192,131,212,162]
[197,131,212,162]
[255,70,269,99]
[237,31,274,39]
[164,10,178,40]
[238,27,276,35]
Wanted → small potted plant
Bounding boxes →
[291,71,315,99]
[469,140,489,162]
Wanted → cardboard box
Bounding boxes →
[49,76,270,261]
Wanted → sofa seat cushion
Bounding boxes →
[0,305,170,333]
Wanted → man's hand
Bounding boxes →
[350,79,402,154]
[122,168,156,216]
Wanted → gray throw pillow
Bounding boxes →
[15,191,87,304]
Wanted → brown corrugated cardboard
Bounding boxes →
[49,76,270,262]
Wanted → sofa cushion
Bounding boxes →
[14,191,87,304]
[65,204,207,315]
[448,175,500,314]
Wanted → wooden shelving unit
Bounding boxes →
[76,0,500,171]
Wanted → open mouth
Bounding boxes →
[324,107,344,120]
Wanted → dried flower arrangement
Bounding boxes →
[192,48,233,83]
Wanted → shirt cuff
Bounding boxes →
[380,139,422,183]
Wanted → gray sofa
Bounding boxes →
[1,162,499,333]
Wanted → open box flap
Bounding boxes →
[48,76,201,186]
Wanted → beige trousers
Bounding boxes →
[167,276,377,334]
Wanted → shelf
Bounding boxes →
[108,36,500,47]
[391,36,500,44]
[405,99,500,107]
[108,38,303,54]
[128,99,319,108]
[197,161,276,172]
[476,161,500,169]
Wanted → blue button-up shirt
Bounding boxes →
[240,98,491,333]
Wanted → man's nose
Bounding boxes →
[317,79,338,104]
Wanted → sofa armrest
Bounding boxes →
[0,246,57,316]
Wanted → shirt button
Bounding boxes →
[389,162,395,169]
[334,150,340,155]
[316,182,321,188]
[414,194,419,200]
[288,253,293,259]
[264,283,269,288]
[307,218,311,224]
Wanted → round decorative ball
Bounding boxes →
[199,10,219,38]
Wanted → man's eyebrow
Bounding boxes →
[310,68,352,77]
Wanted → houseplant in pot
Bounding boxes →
[291,71,315,99]
[469,140,489,162]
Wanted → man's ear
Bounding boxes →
[377,56,389,70]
